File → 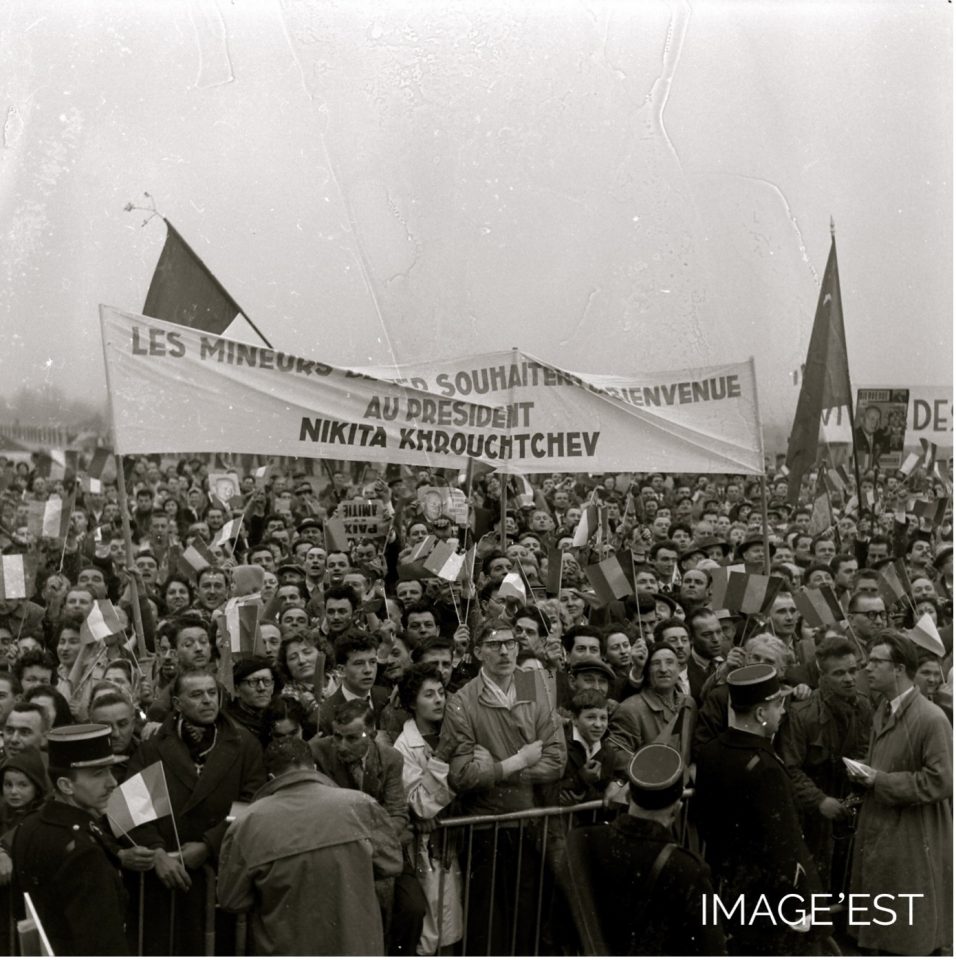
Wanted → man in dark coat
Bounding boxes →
[127,667,267,956]
[695,664,821,956]
[565,743,726,956]
[11,724,129,955]
[310,698,426,956]
[778,635,872,892]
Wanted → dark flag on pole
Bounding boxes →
[143,220,272,347]
[785,232,853,503]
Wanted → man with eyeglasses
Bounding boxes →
[846,631,952,956]
[438,619,566,955]
[227,655,277,746]
[846,592,888,649]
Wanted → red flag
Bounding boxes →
[144,220,244,335]
[786,235,853,502]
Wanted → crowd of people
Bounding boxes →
[0,450,951,956]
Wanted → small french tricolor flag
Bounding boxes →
[794,585,844,628]
[423,541,465,581]
[0,555,31,601]
[83,600,124,642]
[497,572,527,604]
[106,761,173,837]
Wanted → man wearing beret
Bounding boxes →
[11,724,129,955]
[564,744,725,955]
[695,664,821,955]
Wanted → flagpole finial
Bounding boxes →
[829,216,835,237]
[124,192,160,228]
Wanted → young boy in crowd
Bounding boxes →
[554,690,615,806]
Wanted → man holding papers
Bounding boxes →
[847,630,953,955]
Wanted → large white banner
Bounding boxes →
[101,306,764,473]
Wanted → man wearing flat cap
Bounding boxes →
[564,744,725,955]
[11,724,129,955]
[695,664,821,955]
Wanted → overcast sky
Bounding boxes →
[0,0,951,448]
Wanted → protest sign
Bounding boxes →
[853,389,909,472]
[339,498,386,540]
[102,306,764,473]
[207,472,242,509]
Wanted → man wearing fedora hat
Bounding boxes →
[11,724,129,955]
[564,743,725,955]
[695,664,821,955]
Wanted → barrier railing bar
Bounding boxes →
[461,825,474,950]
[169,888,176,955]
[435,828,448,955]
[533,814,549,958]
[235,914,247,956]
[137,874,145,956]
[510,820,524,956]
[203,864,217,956]
[436,799,603,829]
[486,820,499,955]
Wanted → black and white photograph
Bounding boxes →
[0,1,951,956]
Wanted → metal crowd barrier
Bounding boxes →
[0,794,694,957]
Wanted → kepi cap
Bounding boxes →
[727,663,792,708]
[47,724,122,769]
[627,744,684,809]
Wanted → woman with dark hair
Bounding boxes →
[23,684,74,728]
[160,575,194,618]
[392,663,462,954]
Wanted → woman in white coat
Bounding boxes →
[393,662,463,955]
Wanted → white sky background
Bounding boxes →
[0,0,951,451]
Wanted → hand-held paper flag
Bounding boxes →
[84,599,125,642]
[585,556,634,604]
[423,541,465,581]
[794,586,844,628]
[497,572,527,604]
[175,539,215,581]
[920,438,938,471]
[723,572,784,615]
[0,554,34,601]
[221,597,262,654]
[571,506,599,548]
[908,612,945,657]
[27,497,70,540]
[212,518,242,549]
[545,546,563,596]
[106,760,174,837]
[876,559,910,607]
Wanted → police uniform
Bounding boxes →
[11,725,129,956]
[564,744,726,956]
[695,664,821,956]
